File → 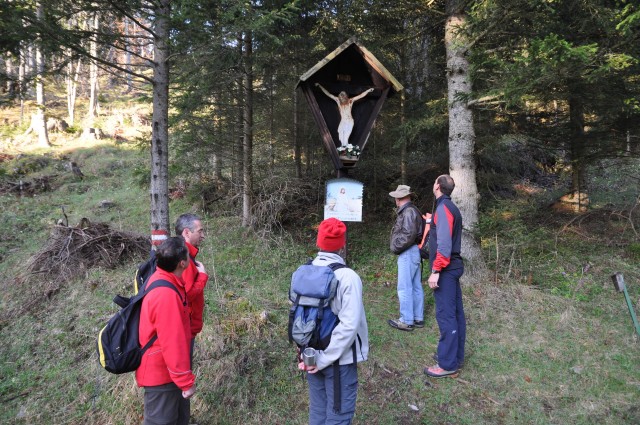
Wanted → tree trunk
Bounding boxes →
[124,17,133,92]
[569,91,586,194]
[242,32,254,227]
[305,137,314,176]
[5,55,15,97]
[294,87,302,178]
[293,59,302,178]
[211,102,223,182]
[34,1,50,148]
[400,91,407,184]
[445,0,485,281]
[88,10,100,120]
[19,44,25,124]
[27,45,34,78]
[269,73,275,170]
[149,0,171,242]
[66,52,81,125]
[233,33,243,187]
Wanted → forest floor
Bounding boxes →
[0,96,639,424]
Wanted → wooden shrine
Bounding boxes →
[297,37,403,173]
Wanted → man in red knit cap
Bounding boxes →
[298,217,370,424]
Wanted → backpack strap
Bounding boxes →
[328,262,347,271]
[323,262,347,345]
[288,293,302,344]
[332,338,360,415]
[333,361,341,413]
[145,279,185,305]
[135,249,157,295]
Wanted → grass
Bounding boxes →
[1,107,639,423]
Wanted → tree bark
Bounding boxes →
[18,44,25,124]
[445,0,485,280]
[569,90,586,194]
[149,0,171,239]
[88,9,100,120]
[294,84,302,178]
[211,101,223,182]
[124,17,133,92]
[269,73,275,170]
[233,33,243,187]
[293,58,302,179]
[5,55,15,97]
[27,45,34,77]
[242,32,254,227]
[66,52,81,125]
[400,91,407,184]
[34,1,50,148]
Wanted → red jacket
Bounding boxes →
[183,241,208,337]
[136,269,195,391]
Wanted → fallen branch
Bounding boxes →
[1,391,30,403]
[2,221,150,322]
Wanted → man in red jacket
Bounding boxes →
[175,213,209,359]
[136,237,196,425]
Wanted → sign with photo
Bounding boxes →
[324,178,363,222]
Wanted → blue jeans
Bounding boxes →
[397,245,423,325]
[307,363,358,425]
[433,267,465,371]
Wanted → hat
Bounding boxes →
[317,218,346,251]
[389,185,413,199]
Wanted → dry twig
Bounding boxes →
[1,221,149,323]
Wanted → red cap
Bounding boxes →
[316,218,346,251]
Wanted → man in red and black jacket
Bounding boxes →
[175,214,209,360]
[424,175,466,378]
[136,237,196,424]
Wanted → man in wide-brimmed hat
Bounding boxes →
[387,185,424,332]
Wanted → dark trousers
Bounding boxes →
[433,267,466,371]
[307,363,358,425]
[143,382,190,425]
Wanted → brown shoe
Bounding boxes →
[424,364,459,378]
[388,318,414,332]
[432,353,464,369]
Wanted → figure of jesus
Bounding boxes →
[334,187,349,212]
[315,83,374,147]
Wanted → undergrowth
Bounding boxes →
[0,130,639,424]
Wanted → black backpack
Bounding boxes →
[96,279,184,374]
[134,250,157,294]
[134,250,197,294]
[417,212,432,260]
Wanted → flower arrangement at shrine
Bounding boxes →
[337,144,361,159]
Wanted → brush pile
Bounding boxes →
[0,175,58,195]
[1,221,151,321]
[22,220,150,285]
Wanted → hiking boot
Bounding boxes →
[413,320,425,328]
[432,353,464,369]
[424,364,459,378]
[388,318,414,332]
